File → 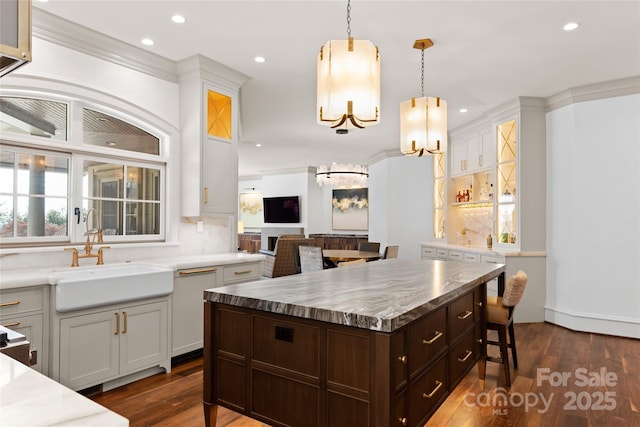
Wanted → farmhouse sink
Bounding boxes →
[50,264,174,312]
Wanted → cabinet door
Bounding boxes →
[2,313,44,373]
[172,270,217,356]
[119,301,168,375]
[202,138,237,214]
[466,134,480,171]
[479,129,495,170]
[60,309,119,390]
[451,140,467,176]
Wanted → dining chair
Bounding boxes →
[485,270,528,387]
[358,241,380,253]
[298,246,324,272]
[337,259,366,267]
[382,245,399,259]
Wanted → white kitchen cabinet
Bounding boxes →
[179,55,248,218]
[56,298,169,391]
[450,127,494,177]
[0,286,48,373]
[172,261,261,357]
[172,267,218,357]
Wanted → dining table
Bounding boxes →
[322,249,382,263]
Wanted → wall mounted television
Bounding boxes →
[263,196,300,223]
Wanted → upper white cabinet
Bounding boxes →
[179,55,249,217]
[450,126,494,177]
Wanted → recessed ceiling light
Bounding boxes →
[459,108,468,113]
[563,22,580,31]
[256,143,262,147]
[141,38,154,46]
[171,15,186,24]
[254,56,266,63]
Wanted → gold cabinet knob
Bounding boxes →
[398,417,407,426]
[397,355,407,364]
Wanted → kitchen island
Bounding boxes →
[203,259,505,427]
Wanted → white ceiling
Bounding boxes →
[33,1,640,177]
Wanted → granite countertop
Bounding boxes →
[0,252,264,290]
[0,353,128,426]
[205,259,505,333]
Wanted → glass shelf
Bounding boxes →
[452,201,493,208]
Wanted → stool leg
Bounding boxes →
[508,322,518,370]
[498,325,511,387]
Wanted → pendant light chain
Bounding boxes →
[420,48,425,98]
[346,0,352,37]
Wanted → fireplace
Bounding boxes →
[261,227,305,251]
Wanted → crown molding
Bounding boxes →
[32,8,179,83]
[546,76,640,112]
[177,55,250,91]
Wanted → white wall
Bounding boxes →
[546,94,640,338]
[369,156,433,260]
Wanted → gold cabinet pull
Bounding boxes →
[397,355,407,364]
[457,350,473,363]
[398,417,407,426]
[422,331,443,345]
[457,310,472,320]
[423,380,443,399]
[179,267,217,275]
[204,187,209,204]
[115,312,120,335]
[234,270,251,275]
[0,300,20,308]
[122,311,127,334]
[2,321,21,328]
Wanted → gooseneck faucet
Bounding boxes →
[64,207,110,267]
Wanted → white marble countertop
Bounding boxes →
[0,252,265,290]
[0,353,128,426]
[205,259,505,332]
[419,241,547,257]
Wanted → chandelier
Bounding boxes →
[316,163,368,188]
[400,38,447,156]
[317,0,380,134]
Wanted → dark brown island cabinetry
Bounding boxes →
[203,259,505,427]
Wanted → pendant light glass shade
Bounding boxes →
[400,38,447,156]
[400,96,447,156]
[317,39,380,129]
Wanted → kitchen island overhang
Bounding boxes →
[203,259,505,427]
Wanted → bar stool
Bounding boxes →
[485,270,528,387]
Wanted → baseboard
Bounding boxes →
[545,305,640,339]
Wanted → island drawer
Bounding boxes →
[222,263,261,284]
[407,355,447,427]
[463,252,480,263]
[448,292,475,342]
[251,315,320,377]
[447,250,463,261]
[448,330,477,389]
[435,249,448,259]
[407,306,447,379]
[0,287,46,318]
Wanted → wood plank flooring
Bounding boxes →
[90,322,640,427]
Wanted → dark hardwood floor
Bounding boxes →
[90,322,640,427]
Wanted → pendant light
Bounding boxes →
[400,38,447,156]
[316,163,368,188]
[317,0,380,134]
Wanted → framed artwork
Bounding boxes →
[332,188,368,231]
[239,192,263,228]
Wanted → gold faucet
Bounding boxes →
[64,208,110,267]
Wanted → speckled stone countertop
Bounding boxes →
[204,259,505,333]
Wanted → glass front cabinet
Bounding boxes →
[441,97,546,253]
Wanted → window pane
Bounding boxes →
[83,109,160,155]
[126,202,160,235]
[0,150,14,193]
[15,196,67,237]
[0,195,13,237]
[17,153,69,196]
[83,161,123,199]
[0,97,68,140]
[126,166,160,201]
